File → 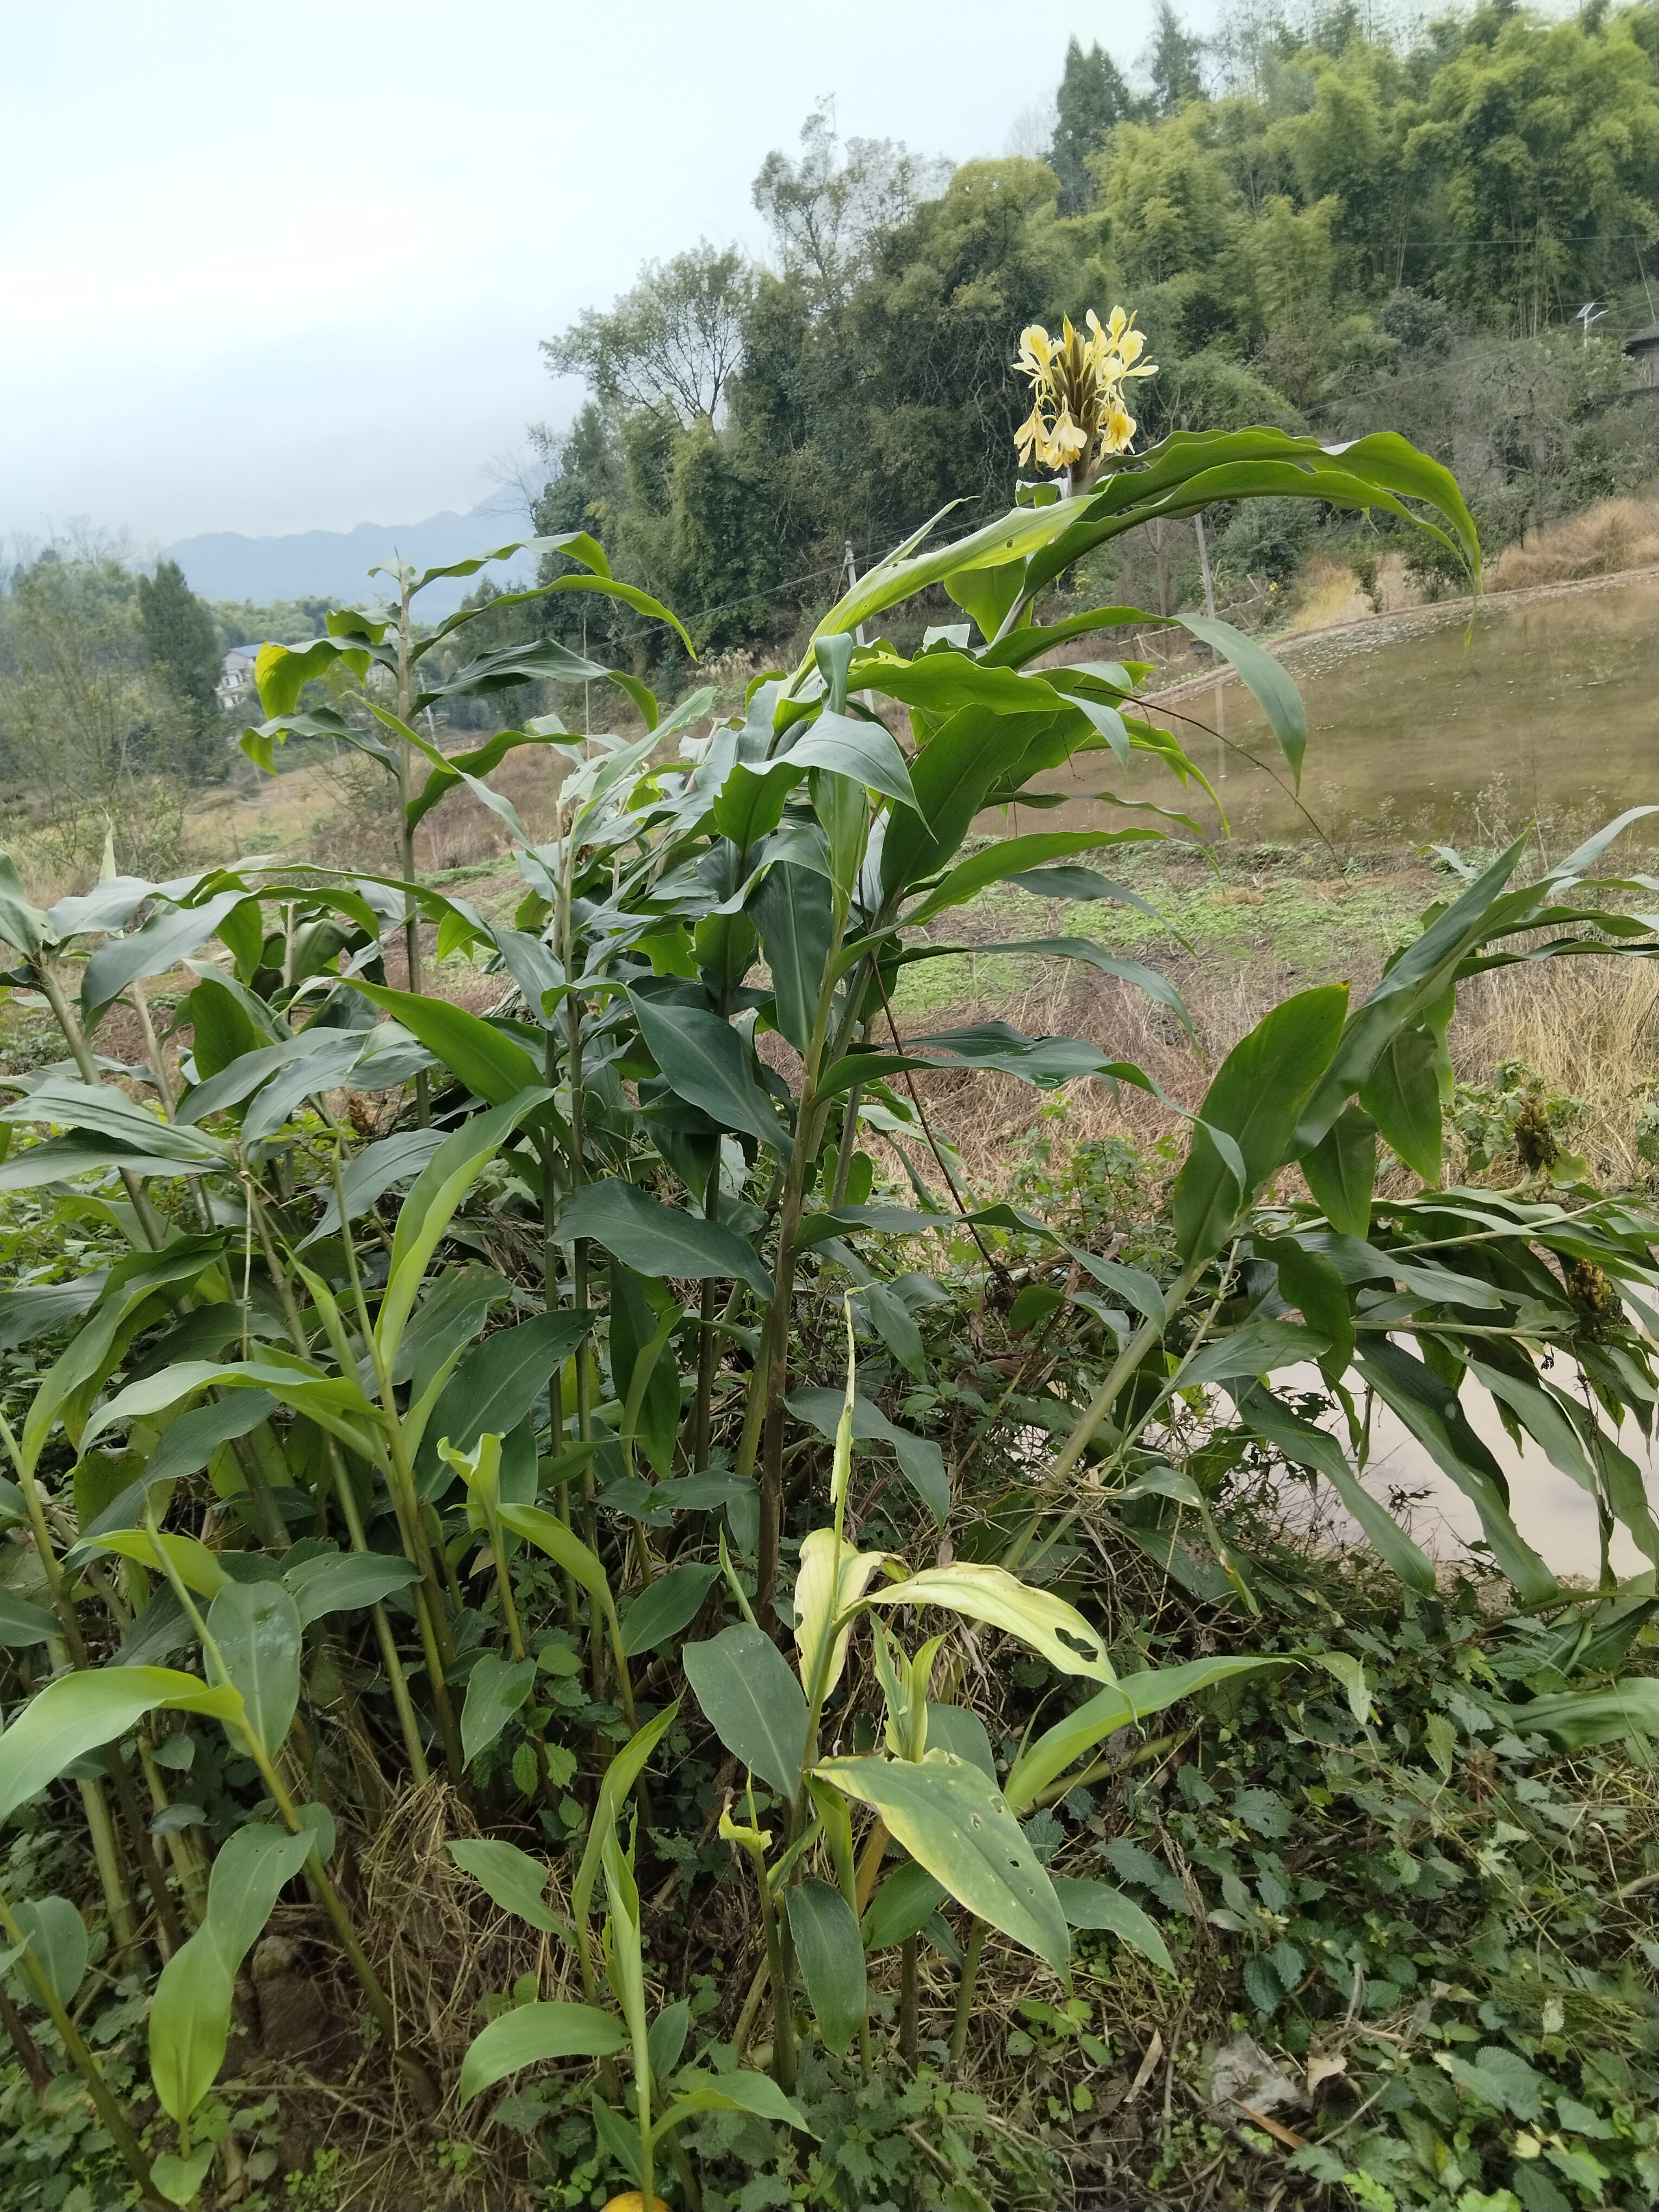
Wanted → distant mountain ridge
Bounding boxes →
[165,503,537,620]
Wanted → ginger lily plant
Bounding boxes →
[1,317,1656,2207]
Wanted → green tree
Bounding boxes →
[543,243,757,427]
[137,558,224,777]
[1146,0,1205,117]
[1049,37,1136,214]
[753,105,946,303]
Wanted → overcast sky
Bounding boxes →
[1,0,1225,550]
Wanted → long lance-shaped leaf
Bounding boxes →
[818,431,1476,643]
[81,1357,379,1462]
[346,981,542,1105]
[870,1562,1114,1683]
[683,1623,808,1800]
[1052,1879,1174,1973]
[1233,1385,1436,1594]
[1293,841,1528,1154]
[1175,614,1308,787]
[376,1089,548,1365]
[0,1667,244,1826]
[149,1821,314,2125]
[816,1753,1070,1977]
[1005,1656,1295,1812]
[569,1702,681,1938]
[904,830,1173,930]
[1356,1339,1558,1604]
[559,1179,771,1298]
[459,2003,629,2105]
[628,991,790,1155]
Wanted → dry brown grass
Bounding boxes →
[857,926,1659,1203]
[1488,493,1659,593]
[1451,951,1659,1187]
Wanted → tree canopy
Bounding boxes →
[528,2,1657,667]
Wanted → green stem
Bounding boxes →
[35,965,166,1246]
[1041,1257,1205,1494]
[949,1918,986,2072]
[145,1507,438,2111]
[0,1881,163,2207]
[1,1416,188,1953]
[755,1857,798,2093]
[395,577,430,1129]
[899,1933,919,2068]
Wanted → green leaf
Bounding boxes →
[447,1837,574,1938]
[785,709,919,813]
[1005,1657,1291,1812]
[652,2068,818,2145]
[150,2148,216,2207]
[14,1896,88,2007]
[560,1180,771,1299]
[620,1562,722,1656]
[91,1528,230,1598]
[81,1358,375,1464]
[785,1877,866,2057]
[861,1860,947,1950]
[570,1703,680,1938]
[458,2001,629,2105]
[0,1589,57,1647]
[420,1311,593,1476]
[1,1075,228,1166]
[985,940,1194,1039]
[815,1753,1070,1977]
[682,1623,808,1799]
[1051,1877,1174,1974]
[346,980,542,1106]
[460,1654,538,1767]
[751,863,834,1054]
[861,1280,925,1381]
[0,1666,242,1827]
[871,1562,1112,1682]
[149,1822,312,2125]
[81,890,250,1022]
[925,1703,997,1782]
[906,831,1161,928]
[1512,1679,1659,1749]
[208,1583,301,1758]
[0,1137,221,1192]
[1176,615,1307,787]
[1316,1651,1374,1726]
[1233,1385,1435,1594]
[498,1503,614,1607]
[1295,840,1527,1152]
[1177,1315,1330,1390]
[786,1388,949,1522]
[1358,1022,1442,1184]
[281,1550,422,1629]
[1300,1103,1377,1237]
[1172,985,1349,1263]
[0,849,49,958]
[1356,1339,1558,1604]
[647,1997,691,2088]
[628,992,789,1155]
[376,1090,548,1369]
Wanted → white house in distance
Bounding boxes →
[216,646,263,713]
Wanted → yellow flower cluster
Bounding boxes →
[1013,307,1156,488]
